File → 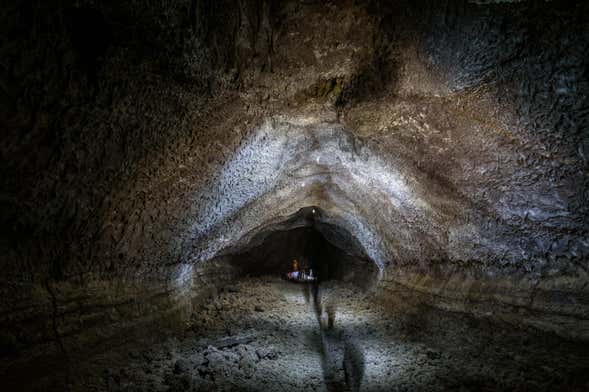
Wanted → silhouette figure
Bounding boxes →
[343,338,365,392]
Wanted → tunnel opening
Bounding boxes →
[223,208,379,290]
[209,209,382,391]
[3,0,589,390]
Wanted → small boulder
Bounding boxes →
[256,347,278,360]
[237,345,257,378]
[426,349,441,360]
[173,358,191,374]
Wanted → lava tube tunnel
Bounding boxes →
[1,1,588,391]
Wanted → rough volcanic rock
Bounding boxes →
[0,1,588,389]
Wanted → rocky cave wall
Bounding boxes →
[1,0,588,367]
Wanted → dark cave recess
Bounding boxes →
[1,1,589,390]
[221,206,380,287]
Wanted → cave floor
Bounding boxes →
[81,277,589,392]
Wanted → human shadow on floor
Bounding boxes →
[305,282,365,392]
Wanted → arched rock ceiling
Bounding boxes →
[1,0,588,283]
[130,106,585,277]
[181,117,456,269]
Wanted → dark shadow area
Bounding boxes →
[65,6,112,80]
[223,206,379,289]
[228,225,378,288]
[309,282,366,392]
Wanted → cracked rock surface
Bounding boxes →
[1,0,588,390]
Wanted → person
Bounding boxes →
[285,258,300,281]
[343,339,365,391]
[300,257,309,281]
[327,303,336,329]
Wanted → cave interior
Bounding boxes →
[1,0,589,391]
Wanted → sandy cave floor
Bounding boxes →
[81,277,589,392]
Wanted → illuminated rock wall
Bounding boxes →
[1,0,588,367]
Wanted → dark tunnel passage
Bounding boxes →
[2,0,589,391]
[225,209,379,288]
[230,226,360,279]
[222,223,379,391]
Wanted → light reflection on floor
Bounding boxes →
[99,277,589,392]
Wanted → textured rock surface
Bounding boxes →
[81,278,589,392]
[1,0,588,385]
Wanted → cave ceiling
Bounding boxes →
[0,0,587,282]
